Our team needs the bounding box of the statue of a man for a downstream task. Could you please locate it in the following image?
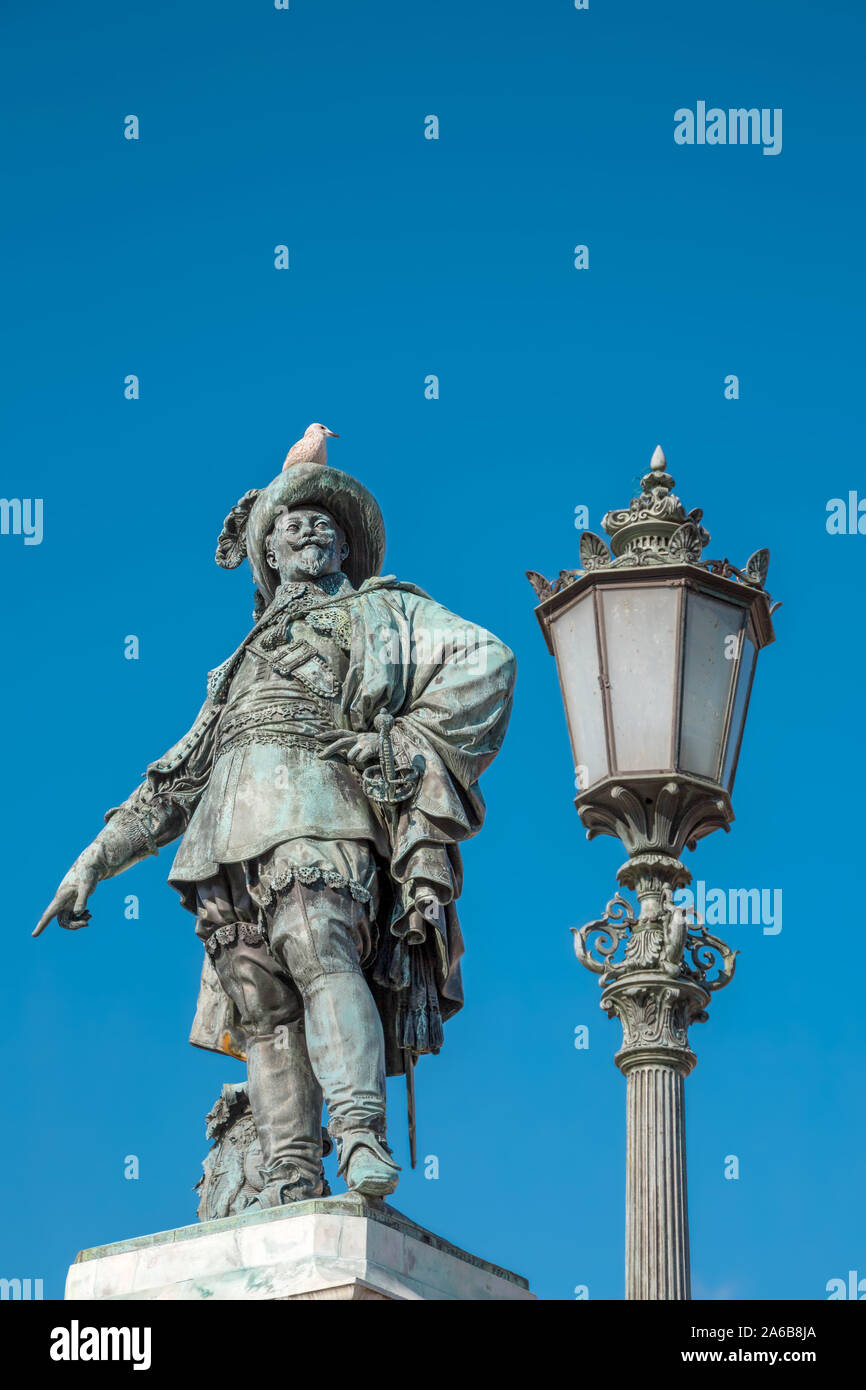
[35,461,515,1208]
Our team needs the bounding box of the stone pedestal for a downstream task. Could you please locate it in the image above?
[64,1193,533,1302]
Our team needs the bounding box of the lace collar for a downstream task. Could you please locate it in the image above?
[273,571,353,605]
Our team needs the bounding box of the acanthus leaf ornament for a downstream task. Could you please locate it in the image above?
[744,547,770,588]
[579,530,612,573]
[667,521,704,565]
[525,569,553,602]
[577,781,732,859]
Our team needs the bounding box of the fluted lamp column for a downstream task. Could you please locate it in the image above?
[527,446,776,1300]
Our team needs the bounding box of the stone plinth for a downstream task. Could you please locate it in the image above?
[65,1193,533,1302]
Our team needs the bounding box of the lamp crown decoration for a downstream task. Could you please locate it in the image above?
[599,441,707,567]
[525,446,771,602]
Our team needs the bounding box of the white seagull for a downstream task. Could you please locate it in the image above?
[282,423,339,470]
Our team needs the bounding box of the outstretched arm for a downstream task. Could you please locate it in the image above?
[34,701,218,937]
[33,781,188,936]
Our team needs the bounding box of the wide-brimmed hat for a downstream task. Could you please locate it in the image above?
[215,463,386,606]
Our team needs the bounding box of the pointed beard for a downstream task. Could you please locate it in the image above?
[291,543,333,576]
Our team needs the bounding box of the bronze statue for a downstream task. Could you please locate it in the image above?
[35,457,515,1211]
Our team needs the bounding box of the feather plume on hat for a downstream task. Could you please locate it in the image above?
[214,489,261,569]
[215,464,385,609]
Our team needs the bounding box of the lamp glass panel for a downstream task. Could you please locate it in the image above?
[722,629,757,789]
[679,592,744,780]
[550,594,608,786]
[600,586,679,772]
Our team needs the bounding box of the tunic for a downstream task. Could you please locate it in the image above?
[105,571,516,1073]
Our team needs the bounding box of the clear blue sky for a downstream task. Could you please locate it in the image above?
[2,0,864,1301]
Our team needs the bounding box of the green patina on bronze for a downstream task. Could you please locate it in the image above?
[37,457,516,1216]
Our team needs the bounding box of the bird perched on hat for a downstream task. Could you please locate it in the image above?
[282,422,339,470]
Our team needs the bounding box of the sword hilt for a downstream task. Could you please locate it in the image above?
[362,710,419,806]
[374,710,397,782]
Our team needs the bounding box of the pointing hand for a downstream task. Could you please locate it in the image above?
[33,849,102,937]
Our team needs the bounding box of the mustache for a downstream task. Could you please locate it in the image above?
[289,535,332,552]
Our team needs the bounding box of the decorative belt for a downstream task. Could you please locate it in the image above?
[215,701,334,760]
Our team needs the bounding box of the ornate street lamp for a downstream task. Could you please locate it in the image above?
[527,446,777,1300]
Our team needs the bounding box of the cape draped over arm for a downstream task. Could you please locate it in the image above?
[338,583,517,1070]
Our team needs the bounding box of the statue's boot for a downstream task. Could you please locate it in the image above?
[302,971,401,1198]
[244,1020,328,1209]
[336,1128,401,1198]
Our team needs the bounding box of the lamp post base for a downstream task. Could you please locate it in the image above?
[574,862,735,1301]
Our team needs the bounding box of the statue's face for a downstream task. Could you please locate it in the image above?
[266,505,349,584]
